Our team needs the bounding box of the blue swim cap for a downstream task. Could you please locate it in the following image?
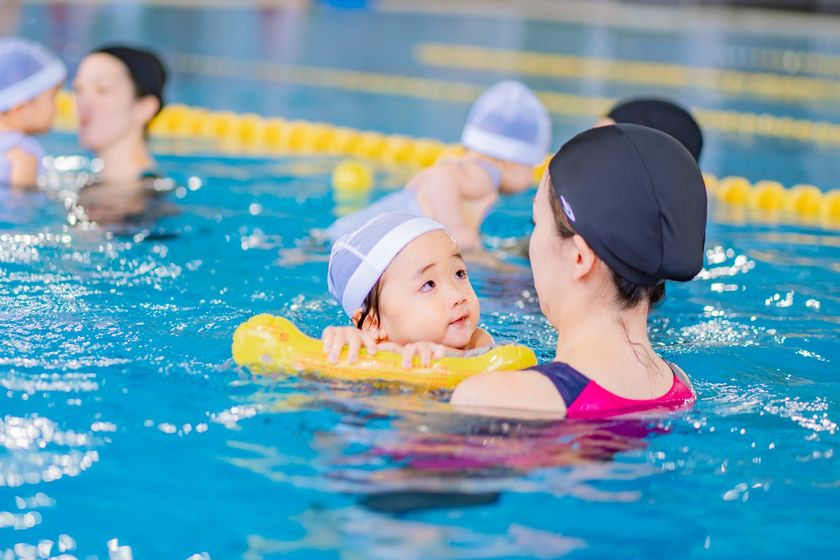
[461,81,552,166]
[0,38,66,113]
[328,213,446,317]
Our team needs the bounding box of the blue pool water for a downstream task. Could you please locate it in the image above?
[3,3,839,559]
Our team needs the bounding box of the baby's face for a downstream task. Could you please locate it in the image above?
[23,84,60,134]
[376,230,480,349]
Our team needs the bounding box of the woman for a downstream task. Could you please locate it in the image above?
[597,97,703,163]
[71,45,172,225]
[451,124,708,418]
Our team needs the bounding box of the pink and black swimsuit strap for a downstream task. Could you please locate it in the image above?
[527,360,686,409]
[526,362,590,408]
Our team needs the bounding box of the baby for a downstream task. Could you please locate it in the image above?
[0,38,66,189]
[324,212,493,367]
[325,81,552,251]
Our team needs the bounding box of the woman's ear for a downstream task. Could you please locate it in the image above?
[571,233,597,280]
[134,95,160,126]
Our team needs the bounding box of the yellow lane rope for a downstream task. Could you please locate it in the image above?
[414,42,840,105]
[52,99,840,230]
[166,52,840,147]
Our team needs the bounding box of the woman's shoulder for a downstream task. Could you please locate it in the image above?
[449,367,567,415]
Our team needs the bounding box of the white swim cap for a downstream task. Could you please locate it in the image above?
[0,38,66,112]
[328,213,446,318]
[461,80,552,166]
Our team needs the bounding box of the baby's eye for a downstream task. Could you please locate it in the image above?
[455,269,468,280]
[420,280,436,292]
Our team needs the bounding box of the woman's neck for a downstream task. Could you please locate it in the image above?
[96,134,152,185]
[553,296,661,375]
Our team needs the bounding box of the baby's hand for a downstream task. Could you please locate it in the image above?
[321,326,379,364]
[379,341,455,368]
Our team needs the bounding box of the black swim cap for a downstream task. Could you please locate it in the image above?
[547,123,707,287]
[93,45,166,115]
[607,98,703,162]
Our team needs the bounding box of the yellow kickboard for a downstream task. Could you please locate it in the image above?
[232,314,537,390]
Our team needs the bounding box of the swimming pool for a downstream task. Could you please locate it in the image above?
[3,2,839,558]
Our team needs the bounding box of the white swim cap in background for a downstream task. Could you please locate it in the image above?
[460,80,552,166]
[0,38,66,113]
[328,212,446,318]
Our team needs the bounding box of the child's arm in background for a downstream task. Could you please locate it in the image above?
[419,161,495,250]
[6,148,39,189]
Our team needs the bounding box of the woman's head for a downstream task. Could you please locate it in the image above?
[73,45,166,152]
[529,124,707,319]
[328,213,481,348]
[0,38,66,133]
[600,98,703,163]
[461,80,552,193]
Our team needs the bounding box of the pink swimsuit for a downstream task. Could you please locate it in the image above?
[528,361,696,419]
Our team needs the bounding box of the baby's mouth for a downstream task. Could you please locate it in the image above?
[449,313,469,327]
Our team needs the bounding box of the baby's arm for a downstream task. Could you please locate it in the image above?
[467,327,494,349]
[379,327,494,368]
[6,148,39,190]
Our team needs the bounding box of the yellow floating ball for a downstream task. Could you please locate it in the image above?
[234,113,267,145]
[749,180,786,211]
[284,121,312,150]
[820,189,840,224]
[716,176,752,205]
[326,127,361,155]
[407,139,445,168]
[379,135,414,164]
[300,123,336,151]
[332,160,374,192]
[702,173,718,193]
[533,154,551,185]
[786,184,823,215]
[201,111,238,138]
[433,144,466,164]
[351,131,387,159]
[264,118,287,149]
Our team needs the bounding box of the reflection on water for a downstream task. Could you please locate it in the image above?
[244,508,586,560]
[223,383,666,513]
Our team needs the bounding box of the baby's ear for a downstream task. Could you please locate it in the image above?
[361,313,380,332]
[352,308,382,335]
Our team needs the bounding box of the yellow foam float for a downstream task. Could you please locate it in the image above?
[232,314,537,389]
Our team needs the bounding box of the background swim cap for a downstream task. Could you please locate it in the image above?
[93,45,167,115]
[460,80,552,166]
[607,98,703,162]
[547,123,707,287]
[0,38,66,112]
[328,213,445,317]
